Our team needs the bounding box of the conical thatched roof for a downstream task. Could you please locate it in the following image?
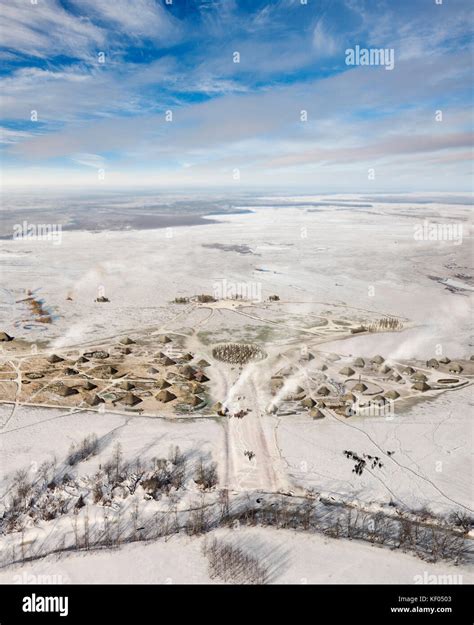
[448,362,463,373]
[120,337,136,345]
[439,357,450,364]
[380,365,392,374]
[179,365,196,380]
[76,356,89,364]
[121,347,132,355]
[412,381,431,392]
[310,408,325,419]
[320,364,328,371]
[195,372,209,383]
[196,359,210,368]
[48,354,64,364]
[411,371,428,382]
[187,395,204,407]
[155,378,171,389]
[82,381,97,391]
[212,401,227,415]
[327,353,340,362]
[161,356,176,366]
[390,373,402,382]
[426,358,439,369]
[148,366,159,374]
[301,397,316,408]
[342,392,356,403]
[384,390,400,400]
[317,385,331,396]
[156,389,177,403]
[86,394,104,406]
[353,357,365,367]
[402,366,415,375]
[120,381,135,391]
[181,353,194,362]
[0,331,13,342]
[353,382,368,392]
[158,335,172,344]
[55,385,79,397]
[120,392,142,406]
[339,366,355,376]
[371,355,384,364]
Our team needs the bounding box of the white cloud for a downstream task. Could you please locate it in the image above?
[1,0,105,59]
[312,20,338,57]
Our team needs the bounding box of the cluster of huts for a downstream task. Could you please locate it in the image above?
[17,334,213,413]
[269,351,472,420]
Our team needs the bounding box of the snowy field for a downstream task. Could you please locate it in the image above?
[0,193,472,584]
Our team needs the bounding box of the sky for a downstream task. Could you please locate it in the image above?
[0,0,473,192]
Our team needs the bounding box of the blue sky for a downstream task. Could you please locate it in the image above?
[0,0,472,191]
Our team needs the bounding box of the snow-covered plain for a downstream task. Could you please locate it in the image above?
[0,193,472,583]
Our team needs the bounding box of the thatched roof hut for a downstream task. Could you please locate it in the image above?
[120,392,142,406]
[85,394,104,406]
[439,357,450,364]
[412,381,431,392]
[384,390,400,400]
[353,357,365,368]
[448,362,463,373]
[402,366,415,375]
[161,356,176,366]
[316,385,331,396]
[380,364,392,374]
[48,354,64,364]
[371,355,385,365]
[155,378,171,389]
[186,395,204,408]
[411,371,428,382]
[212,401,227,415]
[196,359,210,368]
[76,356,89,364]
[179,365,196,380]
[426,358,439,369]
[55,385,79,397]
[148,366,159,375]
[121,381,135,391]
[390,373,402,382]
[353,382,368,392]
[0,332,13,342]
[120,337,135,345]
[82,381,97,391]
[156,389,177,403]
[301,397,316,408]
[195,372,209,383]
[310,408,325,419]
[158,335,172,344]
[342,392,356,403]
[339,366,355,377]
